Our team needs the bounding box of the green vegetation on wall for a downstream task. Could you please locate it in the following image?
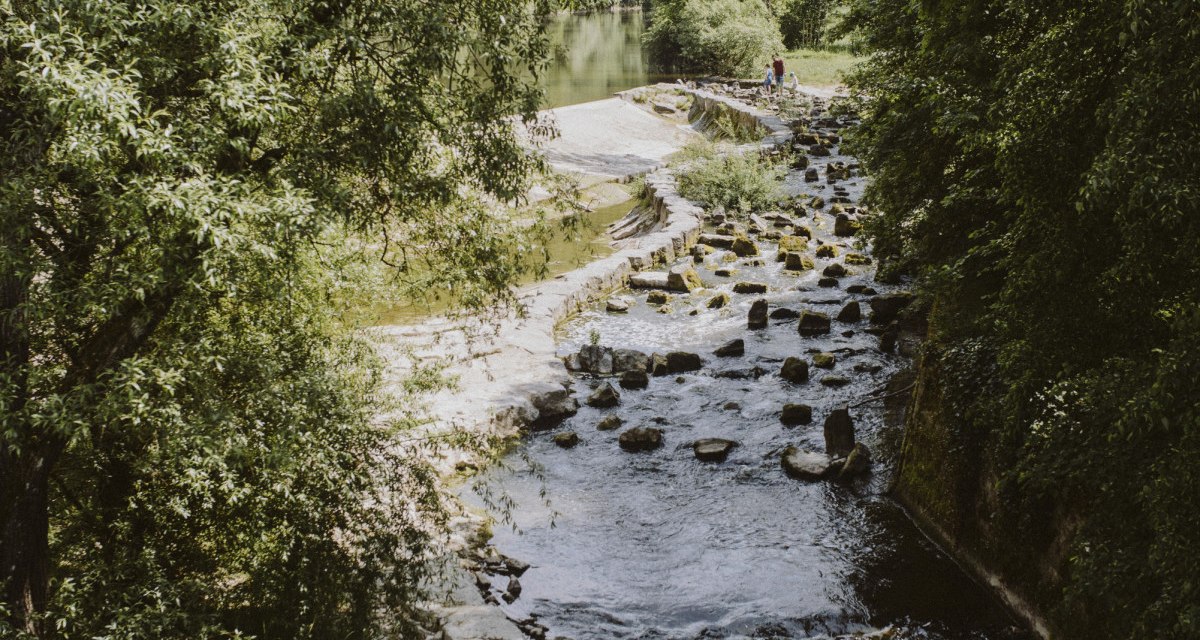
[0,0,559,636]
[645,0,784,76]
[843,1,1200,637]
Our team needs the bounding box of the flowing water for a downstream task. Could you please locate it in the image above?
[469,94,1033,639]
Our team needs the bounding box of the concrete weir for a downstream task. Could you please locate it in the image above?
[375,88,792,639]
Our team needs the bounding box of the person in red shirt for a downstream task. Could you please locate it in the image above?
[772,54,785,96]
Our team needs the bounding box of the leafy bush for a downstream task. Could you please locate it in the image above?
[646,0,785,76]
[677,148,784,212]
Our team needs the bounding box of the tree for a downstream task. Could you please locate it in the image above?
[645,0,784,76]
[0,0,558,635]
[777,0,833,49]
[843,0,1200,637]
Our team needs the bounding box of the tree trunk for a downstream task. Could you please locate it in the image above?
[1,457,52,636]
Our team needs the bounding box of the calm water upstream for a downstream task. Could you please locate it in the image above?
[544,9,684,108]
[467,87,1032,639]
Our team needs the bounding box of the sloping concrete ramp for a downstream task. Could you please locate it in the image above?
[537,98,696,180]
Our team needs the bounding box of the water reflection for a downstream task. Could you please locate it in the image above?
[544,10,683,108]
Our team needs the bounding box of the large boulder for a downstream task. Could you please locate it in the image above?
[577,345,614,374]
[812,353,836,369]
[834,214,862,237]
[798,311,832,336]
[693,438,738,462]
[666,351,703,373]
[780,357,809,383]
[731,235,759,257]
[714,339,745,357]
[612,349,650,373]
[532,387,579,423]
[707,292,730,309]
[838,443,872,479]
[822,263,847,278]
[553,432,580,449]
[837,301,862,323]
[869,292,915,324]
[619,369,649,390]
[784,252,814,271]
[619,427,664,452]
[649,353,670,376]
[606,298,630,313]
[777,235,808,253]
[596,414,623,431]
[667,265,704,292]
[823,407,856,458]
[814,244,839,259]
[733,281,768,294]
[748,299,769,329]
[781,447,838,480]
[586,382,621,408]
[780,403,813,425]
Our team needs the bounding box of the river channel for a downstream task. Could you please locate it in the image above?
[464,83,1033,639]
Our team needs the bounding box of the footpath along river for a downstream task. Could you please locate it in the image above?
[463,87,1033,640]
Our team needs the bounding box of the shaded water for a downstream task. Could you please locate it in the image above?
[472,99,1032,639]
[544,10,684,108]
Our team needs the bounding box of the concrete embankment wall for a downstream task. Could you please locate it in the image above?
[893,348,1065,639]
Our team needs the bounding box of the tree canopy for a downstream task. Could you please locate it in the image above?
[0,0,558,636]
[843,1,1200,637]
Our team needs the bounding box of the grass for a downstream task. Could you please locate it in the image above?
[780,48,862,87]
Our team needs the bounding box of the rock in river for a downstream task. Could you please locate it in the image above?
[748,299,769,329]
[666,351,703,373]
[707,292,730,309]
[596,414,623,431]
[838,442,872,479]
[812,352,836,369]
[869,292,915,324]
[649,353,670,376]
[780,403,813,425]
[576,344,613,374]
[619,427,664,452]
[823,407,856,458]
[798,310,832,336]
[612,348,650,373]
[837,301,862,323]
[606,298,630,313]
[553,432,580,448]
[780,357,809,383]
[714,339,745,357]
[781,446,838,481]
[667,264,704,292]
[731,235,759,257]
[619,369,649,390]
[586,382,621,408]
[733,281,768,294]
[693,438,738,462]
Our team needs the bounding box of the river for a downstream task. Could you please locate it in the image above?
[543,9,684,109]
[465,85,1032,639]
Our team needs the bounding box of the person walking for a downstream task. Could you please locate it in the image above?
[762,64,774,96]
[772,54,785,97]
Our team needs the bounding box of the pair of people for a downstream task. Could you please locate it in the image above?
[762,54,797,97]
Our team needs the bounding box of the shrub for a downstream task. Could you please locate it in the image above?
[677,149,784,212]
[646,0,785,76]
